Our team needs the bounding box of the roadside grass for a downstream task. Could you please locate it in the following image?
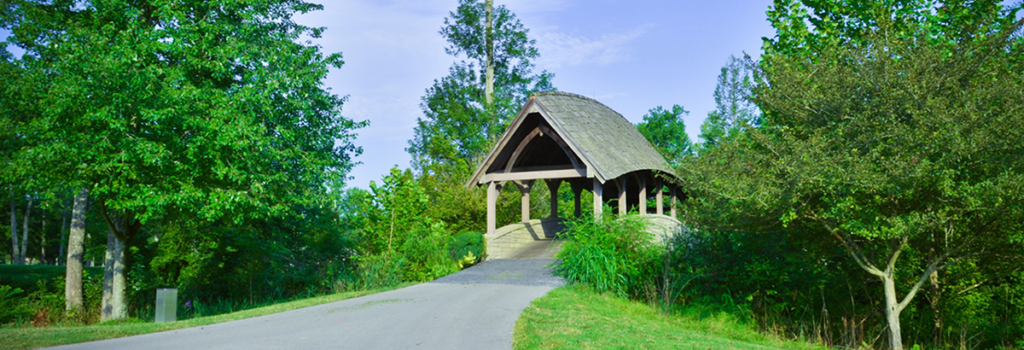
[0,282,415,350]
[514,285,826,350]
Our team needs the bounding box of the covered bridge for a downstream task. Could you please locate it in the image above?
[466,91,682,255]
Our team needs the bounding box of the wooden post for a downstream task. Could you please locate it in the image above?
[656,179,664,216]
[670,187,677,218]
[572,180,583,218]
[517,181,532,222]
[592,179,603,219]
[638,176,647,215]
[487,182,498,235]
[618,177,627,217]
[546,179,561,218]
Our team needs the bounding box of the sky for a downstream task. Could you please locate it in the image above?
[296,0,778,189]
[0,0,779,189]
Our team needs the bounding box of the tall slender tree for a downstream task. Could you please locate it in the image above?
[408,0,553,171]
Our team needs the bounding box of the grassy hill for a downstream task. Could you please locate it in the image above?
[514,286,825,350]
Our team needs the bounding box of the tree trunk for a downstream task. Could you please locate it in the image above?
[65,188,88,312]
[10,196,19,265]
[21,197,32,264]
[484,0,494,109]
[882,271,905,350]
[100,228,127,321]
[98,204,139,322]
[59,198,68,265]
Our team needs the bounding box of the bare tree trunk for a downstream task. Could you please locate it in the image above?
[10,196,19,265]
[100,228,127,321]
[21,197,32,264]
[484,0,494,108]
[882,271,905,350]
[65,188,88,312]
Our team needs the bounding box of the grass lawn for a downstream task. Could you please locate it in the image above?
[0,282,414,350]
[514,285,826,350]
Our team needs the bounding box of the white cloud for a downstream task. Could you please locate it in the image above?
[534,24,652,68]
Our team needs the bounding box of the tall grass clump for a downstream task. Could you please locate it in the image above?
[554,213,661,299]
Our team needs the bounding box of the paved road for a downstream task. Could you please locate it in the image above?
[50,254,564,350]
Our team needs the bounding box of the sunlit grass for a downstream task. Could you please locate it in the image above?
[513,285,826,350]
[0,283,414,350]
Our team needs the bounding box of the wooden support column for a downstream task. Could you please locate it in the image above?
[572,180,583,218]
[670,187,677,218]
[487,181,499,235]
[638,176,647,215]
[592,179,603,219]
[656,179,664,216]
[546,179,561,218]
[618,177,627,217]
[515,180,532,222]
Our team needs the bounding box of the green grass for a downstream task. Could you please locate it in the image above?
[513,285,827,350]
[0,282,415,350]
[0,265,103,292]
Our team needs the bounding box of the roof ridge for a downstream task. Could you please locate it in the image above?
[532,91,625,119]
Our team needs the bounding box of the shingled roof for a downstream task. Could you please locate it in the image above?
[467,91,676,186]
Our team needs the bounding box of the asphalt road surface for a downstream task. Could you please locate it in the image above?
[49,244,564,350]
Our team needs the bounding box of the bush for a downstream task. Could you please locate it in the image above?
[554,214,661,299]
[352,253,405,290]
[451,232,484,267]
[0,285,30,324]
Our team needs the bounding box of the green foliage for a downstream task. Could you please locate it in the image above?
[677,1,1024,348]
[357,166,465,283]
[450,232,484,267]
[408,0,554,169]
[0,285,30,324]
[636,105,693,166]
[554,214,660,299]
[350,253,405,292]
[698,55,759,151]
[0,269,104,326]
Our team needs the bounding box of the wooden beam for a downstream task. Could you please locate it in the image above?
[481,168,586,183]
[487,182,499,235]
[504,127,544,172]
[670,187,677,218]
[516,181,532,223]
[593,179,603,219]
[656,179,664,216]
[571,180,583,218]
[618,177,627,217]
[638,175,647,216]
[546,179,561,218]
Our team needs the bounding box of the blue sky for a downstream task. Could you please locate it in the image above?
[296,0,778,189]
[0,0,778,189]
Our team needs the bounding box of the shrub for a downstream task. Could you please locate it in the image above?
[450,232,484,267]
[0,285,30,324]
[554,214,661,299]
[352,253,405,291]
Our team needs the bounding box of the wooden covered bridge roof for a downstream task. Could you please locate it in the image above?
[467,91,676,187]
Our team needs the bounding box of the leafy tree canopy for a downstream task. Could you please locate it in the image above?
[636,105,693,166]
[685,2,1024,348]
[408,0,553,171]
[698,54,759,150]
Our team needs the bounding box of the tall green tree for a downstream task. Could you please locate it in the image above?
[408,0,553,170]
[698,55,759,150]
[636,105,693,166]
[685,3,1024,348]
[5,0,364,320]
